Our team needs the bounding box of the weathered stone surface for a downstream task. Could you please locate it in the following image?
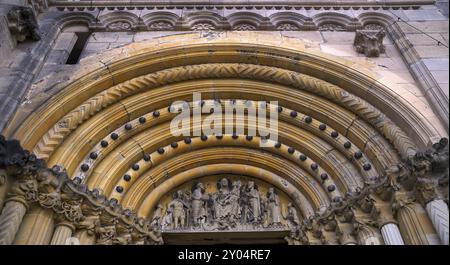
[0,0,448,246]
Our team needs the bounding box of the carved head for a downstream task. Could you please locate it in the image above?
[220,178,229,188]
[247,181,255,189]
[195,182,204,191]
[175,190,184,199]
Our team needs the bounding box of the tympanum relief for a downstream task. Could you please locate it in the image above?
[151,176,300,232]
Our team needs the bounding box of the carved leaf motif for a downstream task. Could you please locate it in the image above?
[149,22,173,31]
[107,21,131,31]
[318,23,345,31]
[232,24,257,31]
[191,23,215,31]
[277,23,299,31]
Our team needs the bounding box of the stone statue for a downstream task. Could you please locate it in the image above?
[211,178,233,222]
[191,182,209,226]
[266,187,282,225]
[242,181,261,223]
[230,180,242,221]
[150,203,164,228]
[167,190,189,229]
[161,207,173,230]
[286,202,300,228]
[157,178,298,231]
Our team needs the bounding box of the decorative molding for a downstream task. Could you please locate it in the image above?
[0,135,163,245]
[148,21,174,31]
[276,23,299,31]
[232,23,257,31]
[318,23,345,31]
[48,0,432,11]
[191,22,216,31]
[106,21,132,31]
[31,63,417,162]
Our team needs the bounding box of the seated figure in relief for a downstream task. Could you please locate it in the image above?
[210,178,233,224]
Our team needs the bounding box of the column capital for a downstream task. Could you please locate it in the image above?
[403,138,449,205]
[392,191,417,217]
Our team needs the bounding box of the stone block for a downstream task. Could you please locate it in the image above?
[89,32,119,43]
[321,31,356,44]
[430,70,450,84]
[371,57,409,71]
[422,58,449,71]
[414,45,449,58]
[116,32,135,43]
[438,83,449,98]
[45,50,70,64]
[53,32,78,52]
[319,44,359,57]
[403,9,448,21]
[399,21,449,34]
[406,33,448,46]
[281,31,324,43]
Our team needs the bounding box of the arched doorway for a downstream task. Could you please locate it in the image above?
[1,32,447,245]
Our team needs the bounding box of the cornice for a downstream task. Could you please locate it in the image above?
[48,0,434,11]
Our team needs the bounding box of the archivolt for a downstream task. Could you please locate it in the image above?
[30,63,416,162]
[4,36,442,220]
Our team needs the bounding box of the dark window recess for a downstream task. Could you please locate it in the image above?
[65,32,91,64]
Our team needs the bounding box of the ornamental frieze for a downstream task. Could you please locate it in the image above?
[152,176,299,232]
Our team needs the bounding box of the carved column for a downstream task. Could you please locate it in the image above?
[406,138,449,245]
[381,223,405,245]
[376,202,405,245]
[0,197,28,245]
[50,220,75,245]
[355,224,384,245]
[426,199,449,245]
[13,206,54,245]
[394,192,441,245]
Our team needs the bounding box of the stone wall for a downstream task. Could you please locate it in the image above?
[0,1,448,138]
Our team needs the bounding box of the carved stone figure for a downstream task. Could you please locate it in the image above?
[167,190,189,229]
[155,177,302,232]
[150,203,164,228]
[266,187,282,225]
[242,181,261,223]
[286,202,300,228]
[353,29,386,57]
[230,180,242,220]
[191,182,209,226]
[211,178,233,222]
[161,207,173,230]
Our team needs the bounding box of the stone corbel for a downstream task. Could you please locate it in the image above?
[6,6,41,43]
[353,29,386,57]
